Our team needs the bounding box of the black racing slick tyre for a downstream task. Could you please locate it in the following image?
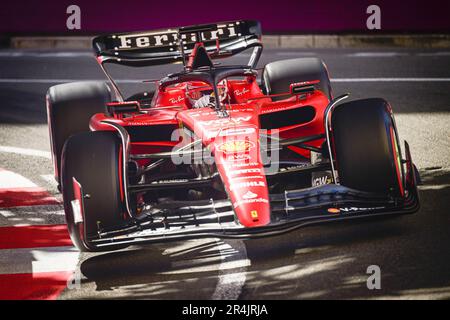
[46,81,111,186]
[262,57,332,101]
[331,98,405,197]
[61,131,128,252]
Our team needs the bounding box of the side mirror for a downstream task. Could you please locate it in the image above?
[106,101,140,117]
[290,80,320,96]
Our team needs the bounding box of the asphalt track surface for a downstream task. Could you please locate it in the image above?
[0,48,449,300]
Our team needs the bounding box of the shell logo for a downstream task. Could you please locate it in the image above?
[217,140,255,154]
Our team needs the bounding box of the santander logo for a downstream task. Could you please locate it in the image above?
[243,191,258,199]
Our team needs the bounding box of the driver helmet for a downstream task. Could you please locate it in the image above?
[187,80,229,108]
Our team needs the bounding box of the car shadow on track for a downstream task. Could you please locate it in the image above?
[62,239,233,299]
[239,168,450,299]
[63,169,450,300]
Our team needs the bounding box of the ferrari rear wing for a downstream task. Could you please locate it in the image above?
[92,20,262,67]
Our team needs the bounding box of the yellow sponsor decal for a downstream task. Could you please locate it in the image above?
[218,140,254,154]
[250,210,259,220]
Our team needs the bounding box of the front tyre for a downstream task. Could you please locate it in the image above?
[61,131,129,252]
[331,98,404,197]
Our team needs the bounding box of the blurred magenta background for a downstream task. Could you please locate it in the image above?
[1,0,450,34]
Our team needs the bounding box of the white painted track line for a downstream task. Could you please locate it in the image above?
[0,168,62,225]
[0,169,37,189]
[165,239,249,299]
[0,146,51,159]
[212,239,250,300]
[0,246,78,274]
[345,52,409,57]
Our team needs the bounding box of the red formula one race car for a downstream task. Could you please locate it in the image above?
[46,20,420,252]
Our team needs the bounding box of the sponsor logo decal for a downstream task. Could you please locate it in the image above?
[243,191,258,199]
[229,168,262,176]
[227,162,259,169]
[169,96,184,104]
[225,154,251,162]
[217,140,255,154]
[230,175,264,181]
[328,206,386,214]
[261,104,301,114]
[116,25,238,49]
[233,197,269,208]
[234,88,250,97]
[229,180,265,191]
[124,122,150,126]
[199,116,252,127]
[279,164,309,172]
[219,127,255,137]
[311,171,332,187]
[151,179,189,184]
[339,206,385,213]
[250,210,259,221]
[312,176,330,186]
[189,108,253,117]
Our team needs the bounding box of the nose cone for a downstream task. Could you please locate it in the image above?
[213,129,271,227]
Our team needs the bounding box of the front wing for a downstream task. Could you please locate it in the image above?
[79,142,420,250]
